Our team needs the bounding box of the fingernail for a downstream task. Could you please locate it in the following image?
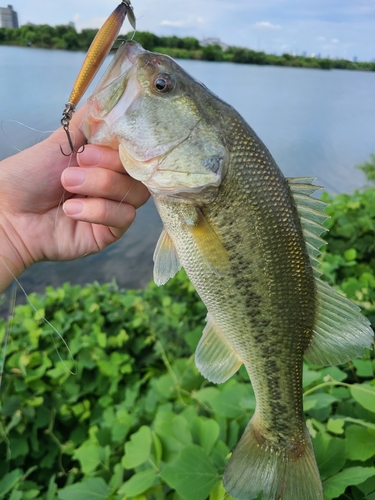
[63,200,83,216]
[78,145,102,166]
[63,168,86,187]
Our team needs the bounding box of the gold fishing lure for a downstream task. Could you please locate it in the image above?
[60,0,136,155]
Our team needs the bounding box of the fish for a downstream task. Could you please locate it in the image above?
[82,41,374,500]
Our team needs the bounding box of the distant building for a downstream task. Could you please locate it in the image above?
[201,37,228,51]
[0,4,18,28]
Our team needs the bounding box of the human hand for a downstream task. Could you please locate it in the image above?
[0,105,150,291]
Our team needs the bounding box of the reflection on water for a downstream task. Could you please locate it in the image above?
[0,46,375,310]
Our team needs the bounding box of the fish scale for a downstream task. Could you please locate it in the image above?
[83,40,373,500]
[155,112,315,450]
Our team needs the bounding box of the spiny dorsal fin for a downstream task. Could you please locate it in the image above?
[153,229,182,286]
[195,314,242,383]
[288,177,328,278]
[184,207,230,277]
[288,177,374,365]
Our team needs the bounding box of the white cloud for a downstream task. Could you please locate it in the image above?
[161,20,185,27]
[317,36,325,41]
[73,13,80,23]
[254,21,281,30]
[331,38,339,43]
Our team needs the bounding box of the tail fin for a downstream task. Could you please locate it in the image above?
[223,417,323,500]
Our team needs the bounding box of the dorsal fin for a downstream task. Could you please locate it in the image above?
[306,279,374,365]
[288,177,374,365]
[288,177,328,244]
[288,177,328,279]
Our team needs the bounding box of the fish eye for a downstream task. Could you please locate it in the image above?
[153,74,174,94]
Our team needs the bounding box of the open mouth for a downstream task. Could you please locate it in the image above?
[83,42,145,147]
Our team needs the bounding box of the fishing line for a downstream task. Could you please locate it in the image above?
[116,178,134,214]
[0,281,16,391]
[0,257,77,376]
[0,119,55,153]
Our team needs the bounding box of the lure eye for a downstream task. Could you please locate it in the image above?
[153,74,174,94]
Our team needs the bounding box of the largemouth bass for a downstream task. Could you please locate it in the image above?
[83,41,373,500]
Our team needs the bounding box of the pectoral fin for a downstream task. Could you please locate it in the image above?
[153,229,182,286]
[195,314,242,383]
[184,207,229,276]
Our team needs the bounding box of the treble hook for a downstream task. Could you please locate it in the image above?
[60,102,85,156]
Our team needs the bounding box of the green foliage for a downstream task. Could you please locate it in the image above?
[0,26,375,71]
[320,187,375,327]
[356,154,375,183]
[1,182,375,499]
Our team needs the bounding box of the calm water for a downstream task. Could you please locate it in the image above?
[0,45,375,306]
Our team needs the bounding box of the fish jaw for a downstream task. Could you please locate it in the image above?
[118,123,226,200]
[83,42,145,149]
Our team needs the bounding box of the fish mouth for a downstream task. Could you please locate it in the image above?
[125,40,145,64]
[92,41,145,98]
[83,41,145,147]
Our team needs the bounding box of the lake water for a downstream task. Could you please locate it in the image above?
[0,45,375,307]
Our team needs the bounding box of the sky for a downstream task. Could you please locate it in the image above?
[13,0,375,61]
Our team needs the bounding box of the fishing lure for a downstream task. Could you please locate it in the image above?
[60,0,136,156]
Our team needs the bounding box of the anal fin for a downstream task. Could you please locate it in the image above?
[153,229,182,286]
[195,314,242,384]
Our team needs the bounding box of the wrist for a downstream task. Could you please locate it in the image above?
[0,223,28,293]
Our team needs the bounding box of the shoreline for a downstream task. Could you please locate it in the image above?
[1,27,374,72]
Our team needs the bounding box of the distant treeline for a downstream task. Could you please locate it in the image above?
[1,24,374,72]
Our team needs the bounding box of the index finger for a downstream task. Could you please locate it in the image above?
[77,144,124,173]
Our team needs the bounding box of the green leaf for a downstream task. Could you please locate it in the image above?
[344,417,375,430]
[73,444,102,474]
[0,470,22,499]
[46,475,58,500]
[209,480,236,500]
[313,434,346,480]
[350,384,375,413]
[154,411,193,461]
[353,359,374,378]
[303,393,338,412]
[303,365,322,388]
[197,419,220,455]
[118,468,157,497]
[203,382,250,418]
[161,445,219,500]
[326,418,345,435]
[323,467,375,499]
[344,248,357,261]
[345,425,375,461]
[8,491,22,500]
[319,366,348,383]
[58,478,110,500]
[122,426,152,469]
